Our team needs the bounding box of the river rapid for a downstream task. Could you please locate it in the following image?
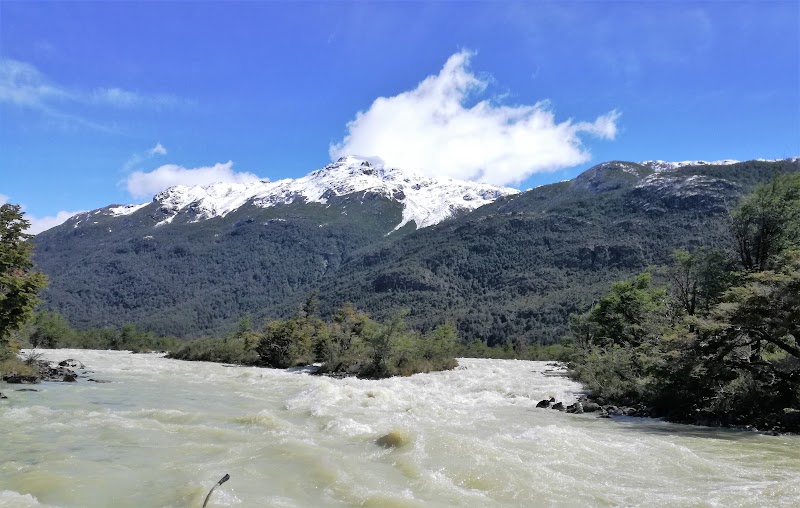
[1,350,798,507]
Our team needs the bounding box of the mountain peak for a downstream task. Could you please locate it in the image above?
[127,157,518,230]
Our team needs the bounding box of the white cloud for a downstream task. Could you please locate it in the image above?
[91,87,185,110]
[330,50,621,186]
[92,87,141,107]
[0,59,67,107]
[122,143,168,173]
[0,58,189,129]
[149,142,167,156]
[126,161,262,199]
[0,194,8,205]
[27,210,86,235]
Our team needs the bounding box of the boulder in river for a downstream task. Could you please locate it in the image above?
[376,430,411,448]
[551,402,565,411]
[58,359,85,369]
[536,399,552,408]
[63,373,77,382]
[566,402,584,414]
[582,401,601,413]
[0,392,7,399]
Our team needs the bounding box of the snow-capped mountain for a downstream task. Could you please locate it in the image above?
[34,157,799,340]
[112,156,518,231]
[639,159,741,172]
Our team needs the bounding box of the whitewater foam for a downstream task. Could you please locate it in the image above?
[1,350,798,507]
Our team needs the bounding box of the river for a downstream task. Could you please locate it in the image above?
[1,350,798,507]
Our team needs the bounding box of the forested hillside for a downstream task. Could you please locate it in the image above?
[34,194,408,336]
[310,160,799,344]
[33,159,799,343]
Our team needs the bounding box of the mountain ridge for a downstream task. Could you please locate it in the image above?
[79,155,518,233]
[32,157,800,342]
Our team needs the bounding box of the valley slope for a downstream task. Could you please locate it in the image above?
[33,157,799,342]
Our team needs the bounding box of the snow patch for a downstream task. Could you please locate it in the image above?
[108,202,149,216]
[640,159,740,172]
[151,156,518,231]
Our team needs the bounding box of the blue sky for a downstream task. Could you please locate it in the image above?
[1,1,798,233]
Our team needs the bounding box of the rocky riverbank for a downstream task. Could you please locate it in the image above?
[1,357,86,384]
[533,363,800,436]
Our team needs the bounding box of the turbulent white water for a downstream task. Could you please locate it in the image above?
[1,350,798,507]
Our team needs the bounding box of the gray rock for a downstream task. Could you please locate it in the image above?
[2,374,40,384]
[566,402,584,414]
[582,401,601,413]
[536,399,551,408]
[58,359,85,369]
[551,402,565,411]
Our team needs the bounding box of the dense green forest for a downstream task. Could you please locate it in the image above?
[33,159,800,345]
[564,173,800,431]
[33,194,410,337]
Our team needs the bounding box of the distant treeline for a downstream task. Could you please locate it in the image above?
[18,295,575,378]
[18,311,180,352]
[18,297,471,378]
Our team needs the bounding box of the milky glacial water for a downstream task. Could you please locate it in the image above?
[1,350,799,508]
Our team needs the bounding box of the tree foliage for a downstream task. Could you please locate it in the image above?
[732,173,800,271]
[567,173,800,431]
[0,204,48,353]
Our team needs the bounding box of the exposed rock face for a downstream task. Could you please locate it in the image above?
[632,174,741,213]
[570,161,650,193]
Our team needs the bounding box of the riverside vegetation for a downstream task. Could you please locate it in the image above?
[6,292,461,379]
[169,299,459,378]
[563,173,800,431]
